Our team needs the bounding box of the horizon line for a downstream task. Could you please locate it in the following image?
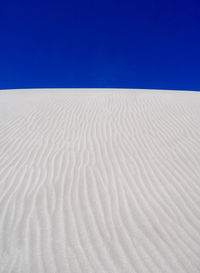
[1,88,200,93]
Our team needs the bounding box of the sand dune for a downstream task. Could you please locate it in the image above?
[0,89,200,273]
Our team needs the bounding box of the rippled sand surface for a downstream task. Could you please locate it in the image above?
[0,89,200,273]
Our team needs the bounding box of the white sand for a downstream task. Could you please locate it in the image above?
[0,89,200,273]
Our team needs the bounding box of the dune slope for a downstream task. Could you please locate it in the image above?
[0,89,200,273]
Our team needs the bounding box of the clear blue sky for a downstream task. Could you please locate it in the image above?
[1,0,200,90]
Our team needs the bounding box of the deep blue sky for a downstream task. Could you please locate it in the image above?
[1,0,200,90]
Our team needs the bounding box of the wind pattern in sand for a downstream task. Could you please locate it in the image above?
[0,89,200,273]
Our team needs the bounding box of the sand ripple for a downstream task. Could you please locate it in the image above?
[0,89,200,273]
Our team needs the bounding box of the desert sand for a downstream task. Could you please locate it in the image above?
[0,88,200,273]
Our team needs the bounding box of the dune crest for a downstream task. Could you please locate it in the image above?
[0,89,200,273]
